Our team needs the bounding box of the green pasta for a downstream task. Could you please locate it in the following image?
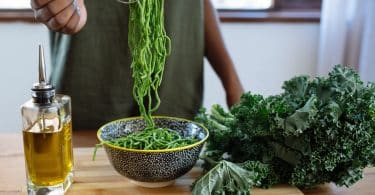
[128,0,171,128]
[92,1,190,160]
[107,128,198,150]
[92,128,198,160]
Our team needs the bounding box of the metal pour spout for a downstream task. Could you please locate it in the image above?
[31,44,55,103]
[38,45,47,84]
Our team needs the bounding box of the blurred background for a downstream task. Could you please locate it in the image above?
[0,0,374,132]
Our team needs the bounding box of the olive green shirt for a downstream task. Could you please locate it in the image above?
[50,0,204,130]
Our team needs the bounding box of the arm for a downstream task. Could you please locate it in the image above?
[31,0,87,34]
[204,0,244,107]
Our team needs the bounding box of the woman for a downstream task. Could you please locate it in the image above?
[31,0,244,130]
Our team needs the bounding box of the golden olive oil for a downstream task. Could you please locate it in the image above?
[22,46,74,193]
[23,120,73,186]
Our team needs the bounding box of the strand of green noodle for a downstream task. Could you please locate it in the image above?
[92,128,198,160]
[129,0,171,128]
[92,0,175,161]
[107,128,197,150]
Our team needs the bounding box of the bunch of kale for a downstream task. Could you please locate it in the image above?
[193,65,375,194]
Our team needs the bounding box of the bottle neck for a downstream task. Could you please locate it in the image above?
[31,89,56,104]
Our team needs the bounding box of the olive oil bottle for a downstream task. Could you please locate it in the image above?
[21,45,74,194]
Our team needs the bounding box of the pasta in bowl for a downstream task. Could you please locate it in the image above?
[96,116,208,188]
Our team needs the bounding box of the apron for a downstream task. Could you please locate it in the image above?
[50,0,204,130]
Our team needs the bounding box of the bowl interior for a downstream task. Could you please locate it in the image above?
[99,116,208,146]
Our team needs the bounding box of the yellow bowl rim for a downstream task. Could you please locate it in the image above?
[97,116,209,153]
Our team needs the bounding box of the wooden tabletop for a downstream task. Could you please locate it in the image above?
[0,133,374,195]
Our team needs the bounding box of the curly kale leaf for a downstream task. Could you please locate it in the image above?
[239,160,281,188]
[195,106,235,161]
[192,159,279,195]
[277,95,318,136]
[192,160,254,195]
[195,65,375,191]
[231,93,292,138]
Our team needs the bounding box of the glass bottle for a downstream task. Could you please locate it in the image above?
[21,45,74,194]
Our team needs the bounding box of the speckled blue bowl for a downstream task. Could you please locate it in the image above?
[97,116,209,187]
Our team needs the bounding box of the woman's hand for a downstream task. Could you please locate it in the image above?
[31,0,87,34]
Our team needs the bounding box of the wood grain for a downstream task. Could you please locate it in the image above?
[0,9,319,23]
[0,10,35,22]
[0,133,374,195]
[69,148,303,195]
[218,10,320,23]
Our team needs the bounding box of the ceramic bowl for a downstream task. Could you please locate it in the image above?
[97,116,209,188]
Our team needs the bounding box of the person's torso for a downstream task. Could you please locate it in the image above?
[52,0,204,130]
